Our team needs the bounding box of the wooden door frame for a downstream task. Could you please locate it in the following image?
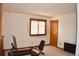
[50,20,58,47]
[0,3,4,56]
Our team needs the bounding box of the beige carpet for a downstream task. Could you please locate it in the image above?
[5,45,74,56]
[43,45,74,56]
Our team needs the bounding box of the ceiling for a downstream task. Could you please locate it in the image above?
[3,3,77,16]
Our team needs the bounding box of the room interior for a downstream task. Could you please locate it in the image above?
[0,3,77,56]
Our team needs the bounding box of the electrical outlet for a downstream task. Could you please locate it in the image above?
[32,42,33,44]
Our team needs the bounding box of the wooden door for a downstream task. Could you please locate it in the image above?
[50,20,58,47]
[0,4,4,56]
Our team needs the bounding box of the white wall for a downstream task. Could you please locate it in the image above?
[76,4,79,56]
[2,12,50,49]
[52,13,77,48]
[2,11,76,50]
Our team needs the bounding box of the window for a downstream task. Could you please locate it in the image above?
[30,18,46,36]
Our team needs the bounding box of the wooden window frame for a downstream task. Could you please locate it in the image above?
[30,18,46,36]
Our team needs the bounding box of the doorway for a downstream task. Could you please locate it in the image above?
[50,20,58,47]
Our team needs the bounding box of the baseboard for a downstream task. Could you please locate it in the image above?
[57,47,64,50]
[45,44,51,46]
[4,44,50,52]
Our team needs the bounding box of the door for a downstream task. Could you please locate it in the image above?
[0,4,4,56]
[50,20,58,47]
